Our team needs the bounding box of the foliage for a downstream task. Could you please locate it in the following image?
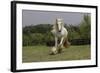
[23,15,91,46]
[79,15,91,39]
[23,24,54,46]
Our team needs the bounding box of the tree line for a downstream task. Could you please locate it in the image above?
[23,15,91,46]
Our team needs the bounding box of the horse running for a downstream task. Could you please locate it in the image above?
[51,18,70,54]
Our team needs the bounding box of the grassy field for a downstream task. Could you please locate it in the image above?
[22,45,91,63]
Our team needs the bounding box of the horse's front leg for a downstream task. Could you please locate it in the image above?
[59,37,64,47]
[50,36,58,55]
[55,37,58,48]
[50,37,58,54]
[58,37,64,53]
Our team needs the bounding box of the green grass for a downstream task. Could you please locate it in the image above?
[22,45,91,63]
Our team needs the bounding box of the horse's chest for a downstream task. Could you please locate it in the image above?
[53,31,64,37]
[51,28,67,37]
[56,32,62,37]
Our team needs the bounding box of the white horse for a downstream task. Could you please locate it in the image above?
[51,18,70,54]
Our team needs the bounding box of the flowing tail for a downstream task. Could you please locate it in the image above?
[63,38,70,48]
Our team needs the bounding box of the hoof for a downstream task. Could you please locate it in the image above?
[50,47,57,55]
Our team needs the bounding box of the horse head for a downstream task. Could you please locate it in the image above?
[56,18,63,32]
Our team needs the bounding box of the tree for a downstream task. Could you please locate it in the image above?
[79,14,91,39]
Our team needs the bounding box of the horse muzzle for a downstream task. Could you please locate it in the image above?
[58,30,61,32]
